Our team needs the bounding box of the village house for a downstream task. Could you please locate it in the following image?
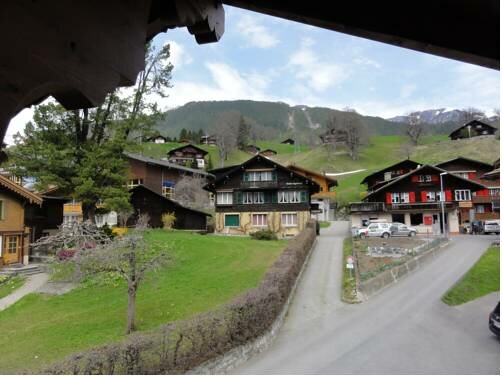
[435,157,500,222]
[205,155,320,238]
[0,175,42,266]
[259,149,277,157]
[25,195,67,242]
[350,161,486,234]
[200,135,217,146]
[319,128,348,146]
[281,138,295,145]
[244,144,261,154]
[145,134,168,144]
[287,164,338,221]
[448,120,498,140]
[166,144,208,169]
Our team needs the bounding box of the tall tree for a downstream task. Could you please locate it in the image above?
[237,115,250,150]
[8,44,173,221]
[405,111,425,146]
[212,111,239,167]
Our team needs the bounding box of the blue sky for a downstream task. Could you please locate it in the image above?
[6,5,500,144]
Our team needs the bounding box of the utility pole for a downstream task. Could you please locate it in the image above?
[440,172,448,237]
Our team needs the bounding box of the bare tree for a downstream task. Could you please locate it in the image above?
[461,107,485,124]
[342,113,367,160]
[212,111,239,167]
[32,219,170,334]
[172,175,211,210]
[405,112,425,146]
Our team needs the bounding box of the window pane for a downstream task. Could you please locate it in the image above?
[225,214,239,227]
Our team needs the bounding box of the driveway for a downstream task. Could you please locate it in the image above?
[232,224,500,374]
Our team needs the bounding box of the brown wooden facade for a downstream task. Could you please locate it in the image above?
[166,144,208,168]
[449,120,498,140]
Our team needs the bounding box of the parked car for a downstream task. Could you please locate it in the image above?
[484,220,500,234]
[390,222,417,237]
[364,222,392,238]
[355,227,369,238]
[489,302,500,337]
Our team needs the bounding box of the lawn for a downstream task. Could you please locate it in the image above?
[0,276,26,299]
[442,245,500,306]
[0,231,286,373]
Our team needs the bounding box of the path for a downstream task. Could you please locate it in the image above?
[0,273,49,311]
[232,226,499,374]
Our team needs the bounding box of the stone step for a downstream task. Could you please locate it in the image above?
[0,264,43,276]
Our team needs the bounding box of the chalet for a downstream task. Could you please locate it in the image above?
[350,163,486,234]
[449,120,497,140]
[145,134,168,144]
[244,144,261,154]
[167,144,208,169]
[287,164,338,221]
[281,138,295,145]
[25,195,68,242]
[259,149,277,157]
[200,135,217,146]
[205,155,320,238]
[128,185,210,230]
[0,175,42,266]
[436,157,500,222]
[361,159,420,192]
[320,128,347,145]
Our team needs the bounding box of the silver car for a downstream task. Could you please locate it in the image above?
[390,222,417,237]
[484,220,500,234]
[364,222,392,238]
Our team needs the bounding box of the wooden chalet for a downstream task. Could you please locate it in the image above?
[167,144,208,169]
[0,175,42,266]
[200,135,217,146]
[128,185,210,230]
[259,149,277,157]
[351,163,486,234]
[145,134,168,144]
[287,164,338,221]
[449,120,497,140]
[25,195,68,242]
[361,159,421,192]
[244,144,261,154]
[320,128,348,145]
[205,154,320,238]
[281,138,295,145]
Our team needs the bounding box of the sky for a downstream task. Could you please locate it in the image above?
[5,5,500,144]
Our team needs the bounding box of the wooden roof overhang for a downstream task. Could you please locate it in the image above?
[0,175,43,205]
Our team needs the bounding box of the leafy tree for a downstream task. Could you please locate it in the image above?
[8,44,173,221]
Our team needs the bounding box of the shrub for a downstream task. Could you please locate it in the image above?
[162,212,176,230]
[250,228,277,241]
[101,223,116,240]
[43,220,317,375]
[57,249,77,261]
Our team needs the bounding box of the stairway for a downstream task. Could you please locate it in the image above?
[0,264,44,276]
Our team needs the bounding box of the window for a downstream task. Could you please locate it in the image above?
[252,214,268,227]
[426,191,442,202]
[243,192,253,204]
[410,213,423,226]
[278,191,305,203]
[0,200,4,220]
[281,213,298,227]
[417,175,432,182]
[224,214,239,227]
[454,189,471,201]
[245,170,275,182]
[253,192,264,204]
[475,205,485,213]
[217,192,233,205]
[458,172,469,179]
[127,178,143,188]
[489,188,500,196]
[7,235,19,254]
[162,186,173,198]
[400,192,409,203]
[391,193,400,203]
[278,191,288,203]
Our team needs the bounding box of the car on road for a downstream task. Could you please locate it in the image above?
[390,222,417,237]
[363,222,392,238]
[489,302,499,337]
[354,227,368,238]
[483,220,500,235]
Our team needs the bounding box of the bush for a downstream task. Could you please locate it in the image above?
[250,228,278,240]
[101,223,116,240]
[43,220,317,375]
[57,249,77,261]
[161,212,176,230]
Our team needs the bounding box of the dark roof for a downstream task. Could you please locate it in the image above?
[364,164,487,201]
[208,165,239,180]
[129,185,211,217]
[448,120,497,137]
[281,138,295,144]
[124,152,213,177]
[146,134,167,141]
[361,159,420,184]
[435,157,493,171]
[259,149,277,155]
[167,143,208,156]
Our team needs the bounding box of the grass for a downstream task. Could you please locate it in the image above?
[442,245,500,306]
[0,230,286,373]
[341,237,358,303]
[0,276,26,299]
[318,221,331,228]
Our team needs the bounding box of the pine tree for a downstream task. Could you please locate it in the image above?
[179,128,187,141]
[207,154,213,170]
[237,115,250,150]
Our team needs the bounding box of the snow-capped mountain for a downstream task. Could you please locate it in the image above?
[387,108,470,124]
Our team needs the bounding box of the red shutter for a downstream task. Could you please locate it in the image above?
[431,175,439,182]
[468,172,476,180]
[424,215,433,225]
[483,189,489,197]
[421,191,427,202]
[411,175,419,182]
[409,192,415,203]
[445,190,452,201]
[386,193,392,204]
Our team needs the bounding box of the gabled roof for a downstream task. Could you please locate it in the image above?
[208,165,239,180]
[124,152,213,177]
[0,175,42,205]
[435,156,493,171]
[364,164,486,201]
[361,159,420,185]
[259,149,277,155]
[287,164,338,187]
[205,154,320,192]
[167,143,208,156]
[281,138,295,144]
[448,120,498,137]
[130,184,211,217]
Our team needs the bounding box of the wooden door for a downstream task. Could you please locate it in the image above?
[3,235,21,264]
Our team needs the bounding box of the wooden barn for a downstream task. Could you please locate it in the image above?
[449,120,497,140]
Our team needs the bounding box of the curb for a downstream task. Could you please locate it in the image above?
[188,237,319,374]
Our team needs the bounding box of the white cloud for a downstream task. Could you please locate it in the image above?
[165,40,193,69]
[5,108,34,145]
[400,84,417,99]
[235,14,279,49]
[353,57,381,69]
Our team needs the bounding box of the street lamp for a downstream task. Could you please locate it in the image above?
[440,172,448,237]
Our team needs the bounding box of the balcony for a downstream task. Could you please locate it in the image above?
[241,180,279,189]
[349,202,386,213]
[472,195,499,204]
[387,202,455,211]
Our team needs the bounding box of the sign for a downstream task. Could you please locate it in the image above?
[459,201,473,208]
[346,263,354,269]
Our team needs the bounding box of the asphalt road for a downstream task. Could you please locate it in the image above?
[232,222,500,374]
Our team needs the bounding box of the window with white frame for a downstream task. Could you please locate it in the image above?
[489,188,500,196]
[457,172,470,179]
[252,214,268,227]
[454,189,471,201]
[247,170,274,182]
[281,213,298,227]
[278,190,302,203]
[162,186,174,198]
[243,192,253,204]
[217,191,233,205]
[127,178,143,188]
[475,205,485,213]
[400,192,409,203]
[253,192,264,204]
[391,193,400,203]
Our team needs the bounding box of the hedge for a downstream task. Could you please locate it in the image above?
[43,220,317,374]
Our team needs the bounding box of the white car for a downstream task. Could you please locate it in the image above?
[390,222,417,237]
[484,220,500,234]
[362,222,392,238]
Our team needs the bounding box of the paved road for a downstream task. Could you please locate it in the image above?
[0,273,49,311]
[233,222,500,374]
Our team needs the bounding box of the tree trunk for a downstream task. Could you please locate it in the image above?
[126,281,137,334]
[82,203,97,224]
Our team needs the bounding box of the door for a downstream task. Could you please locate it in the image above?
[3,235,21,265]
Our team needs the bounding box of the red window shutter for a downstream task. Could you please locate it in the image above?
[445,190,452,201]
[468,172,476,180]
[411,175,419,182]
[386,193,392,204]
[431,175,439,182]
[421,191,427,202]
[484,189,489,197]
[424,215,433,225]
[409,192,415,203]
